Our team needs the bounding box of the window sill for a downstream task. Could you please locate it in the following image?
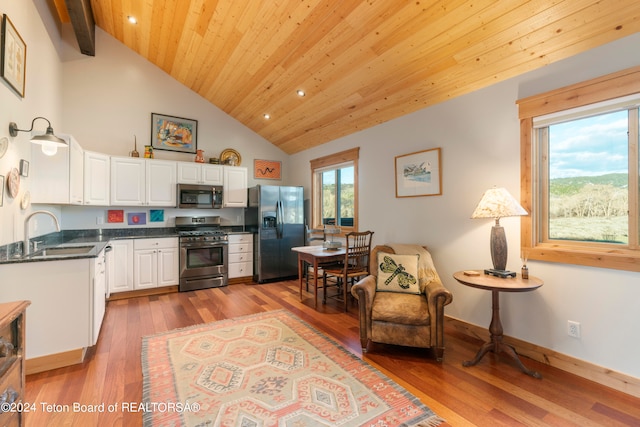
[526,243,640,272]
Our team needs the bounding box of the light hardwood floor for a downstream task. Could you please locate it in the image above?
[25,280,640,426]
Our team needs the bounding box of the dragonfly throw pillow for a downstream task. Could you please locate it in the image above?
[376,253,420,294]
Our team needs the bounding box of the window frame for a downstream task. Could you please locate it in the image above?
[310,147,359,233]
[517,65,640,272]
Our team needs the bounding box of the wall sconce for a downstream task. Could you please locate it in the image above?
[9,117,67,156]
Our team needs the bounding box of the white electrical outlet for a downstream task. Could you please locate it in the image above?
[97,216,104,225]
[568,320,581,338]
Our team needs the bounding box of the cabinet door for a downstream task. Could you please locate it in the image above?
[107,240,134,294]
[202,164,223,185]
[223,166,248,207]
[147,159,177,206]
[30,135,70,204]
[69,137,84,205]
[177,163,201,184]
[134,249,157,289]
[84,151,110,205]
[111,157,146,206]
[157,246,179,287]
[92,252,106,345]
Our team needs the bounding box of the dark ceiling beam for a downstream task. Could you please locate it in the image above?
[65,0,95,56]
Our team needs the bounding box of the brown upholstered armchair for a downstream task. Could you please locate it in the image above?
[350,244,453,361]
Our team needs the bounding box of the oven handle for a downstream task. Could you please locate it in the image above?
[180,241,228,248]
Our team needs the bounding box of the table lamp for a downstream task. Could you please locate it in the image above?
[471,187,527,277]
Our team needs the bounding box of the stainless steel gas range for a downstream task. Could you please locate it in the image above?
[176,216,228,292]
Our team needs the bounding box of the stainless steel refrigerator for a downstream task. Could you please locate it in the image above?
[245,185,305,283]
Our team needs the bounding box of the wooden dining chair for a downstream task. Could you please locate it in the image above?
[322,230,374,311]
[304,226,326,290]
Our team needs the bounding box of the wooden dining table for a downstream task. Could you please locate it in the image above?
[291,245,346,308]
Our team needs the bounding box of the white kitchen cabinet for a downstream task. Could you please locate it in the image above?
[223,166,248,207]
[110,156,146,206]
[147,159,177,206]
[84,151,110,205]
[0,258,94,360]
[228,233,253,278]
[133,238,179,289]
[177,163,223,185]
[107,239,134,294]
[91,247,107,345]
[30,134,84,205]
[111,157,177,207]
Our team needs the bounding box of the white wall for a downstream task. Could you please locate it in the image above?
[0,0,63,246]
[289,33,640,380]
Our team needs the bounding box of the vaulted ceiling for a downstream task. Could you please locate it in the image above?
[53,0,640,154]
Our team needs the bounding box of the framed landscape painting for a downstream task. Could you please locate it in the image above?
[395,147,442,197]
[151,113,197,154]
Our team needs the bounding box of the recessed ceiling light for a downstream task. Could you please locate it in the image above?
[297,90,306,97]
[127,16,138,24]
[263,113,271,120]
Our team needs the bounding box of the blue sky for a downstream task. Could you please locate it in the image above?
[549,110,629,179]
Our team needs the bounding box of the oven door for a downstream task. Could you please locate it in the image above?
[180,241,228,280]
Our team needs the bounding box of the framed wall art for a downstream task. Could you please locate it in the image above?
[1,14,26,98]
[151,113,197,154]
[254,159,282,180]
[395,147,442,197]
[0,175,4,207]
[19,159,29,177]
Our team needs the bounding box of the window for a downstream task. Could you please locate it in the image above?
[310,148,359,232]
[518,66,640,271]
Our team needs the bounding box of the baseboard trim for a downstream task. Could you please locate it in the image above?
[108,285,179,301]
[446,316,640,398]
[26,348,86,375]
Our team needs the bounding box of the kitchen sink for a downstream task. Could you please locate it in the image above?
[27,245,95,258]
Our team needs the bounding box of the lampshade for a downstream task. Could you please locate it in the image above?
[471,187,527,219]
[472,187,527,275]
[9,117,67,156]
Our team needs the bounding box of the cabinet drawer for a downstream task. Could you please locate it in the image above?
[0,360,22,421]
[134,237,178,250]
[228,261,252,278]
[229,252,253,263]
[227,233,252,244]
[228,243,252,254]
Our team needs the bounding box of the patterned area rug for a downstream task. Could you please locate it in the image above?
[141,309,443,426]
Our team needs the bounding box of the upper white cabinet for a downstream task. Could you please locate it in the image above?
[110,157,177,206]
[30,134,84,205]
[84,151,110,206]
[110,157,146,206]
[147,159,177,206]
[223,166,248,207]
[177,163,223,185]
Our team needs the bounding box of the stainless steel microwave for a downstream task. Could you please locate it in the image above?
[177,184,223,209]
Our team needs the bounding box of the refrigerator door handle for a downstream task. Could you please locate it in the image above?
[276,200,284,239]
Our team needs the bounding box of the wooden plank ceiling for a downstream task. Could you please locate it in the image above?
[58,0,640,154]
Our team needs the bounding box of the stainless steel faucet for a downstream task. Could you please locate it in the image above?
[23,210,61,256]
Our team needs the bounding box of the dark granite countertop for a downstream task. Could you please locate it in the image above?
[0,226,250,265]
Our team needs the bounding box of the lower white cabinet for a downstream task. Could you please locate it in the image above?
[134,238,179,289]
[228,233,253,278]
[107,239,134,294]
[92,248,107,345]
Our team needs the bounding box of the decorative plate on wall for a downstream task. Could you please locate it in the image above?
[0,137,8,159]
[20,190,30,210]
[220,148,241,166]
[7,167,19,198]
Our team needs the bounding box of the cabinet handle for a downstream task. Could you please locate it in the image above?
[0,386,19,411]
[0,337,14,356]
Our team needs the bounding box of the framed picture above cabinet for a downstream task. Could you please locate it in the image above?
[151,113,197,154]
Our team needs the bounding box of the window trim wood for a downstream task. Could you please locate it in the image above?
[517,65,640,272]
[310,147,359,233]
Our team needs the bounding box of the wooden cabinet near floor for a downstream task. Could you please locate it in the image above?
[0,301,29,427]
